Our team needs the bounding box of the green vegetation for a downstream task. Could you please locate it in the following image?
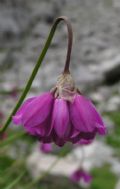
[91,165,117,189]
[1,111,120,189]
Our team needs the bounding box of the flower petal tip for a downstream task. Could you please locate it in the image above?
[12,115,21,125]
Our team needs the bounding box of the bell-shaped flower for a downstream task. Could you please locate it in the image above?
[13,73,106,146]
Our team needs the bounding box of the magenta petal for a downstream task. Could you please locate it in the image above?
[35,120,50,136]
[52,129,65,146]
[12,97,35,125]
[70,94,106,134]
[82,171,92,183]
[54,136,65,146]
[70,169,92,183]
[96,123,107,135]
[77,139,93,145]
[51,99,70,138]
[89,103,107,135]
[70,127,80,139]
[24,126,37,135]
[22,92,54,127]
[39,135,53,143]
[70,169,82,182]
[40,143,52,153]
[25,115,52,137]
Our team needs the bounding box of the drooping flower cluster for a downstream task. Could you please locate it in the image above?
[70,168,92,183]
[13,73,106,146]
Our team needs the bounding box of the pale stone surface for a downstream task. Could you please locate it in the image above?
[27,141,116,177]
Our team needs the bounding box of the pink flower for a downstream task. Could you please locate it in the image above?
[40,143,52,153]
[13,73,106,146]
[70,169,92,183]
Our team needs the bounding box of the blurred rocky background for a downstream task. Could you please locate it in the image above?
[0,0,120,189]
[0,0,120,113]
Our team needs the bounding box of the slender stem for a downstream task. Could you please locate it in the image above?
[24,149,64,189]
[73,146,85,164]
[62,16,73,73]
[0,16,73,133]
[3,170,26,189]
[25,157,60,189]
[79,147,85,167]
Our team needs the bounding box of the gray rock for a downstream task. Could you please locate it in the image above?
[0,0,120,114]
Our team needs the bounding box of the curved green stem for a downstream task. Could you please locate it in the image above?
[24,149,65,189]
[24,157,59,189]
[3,170,26,189]
[0,16,73,133]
